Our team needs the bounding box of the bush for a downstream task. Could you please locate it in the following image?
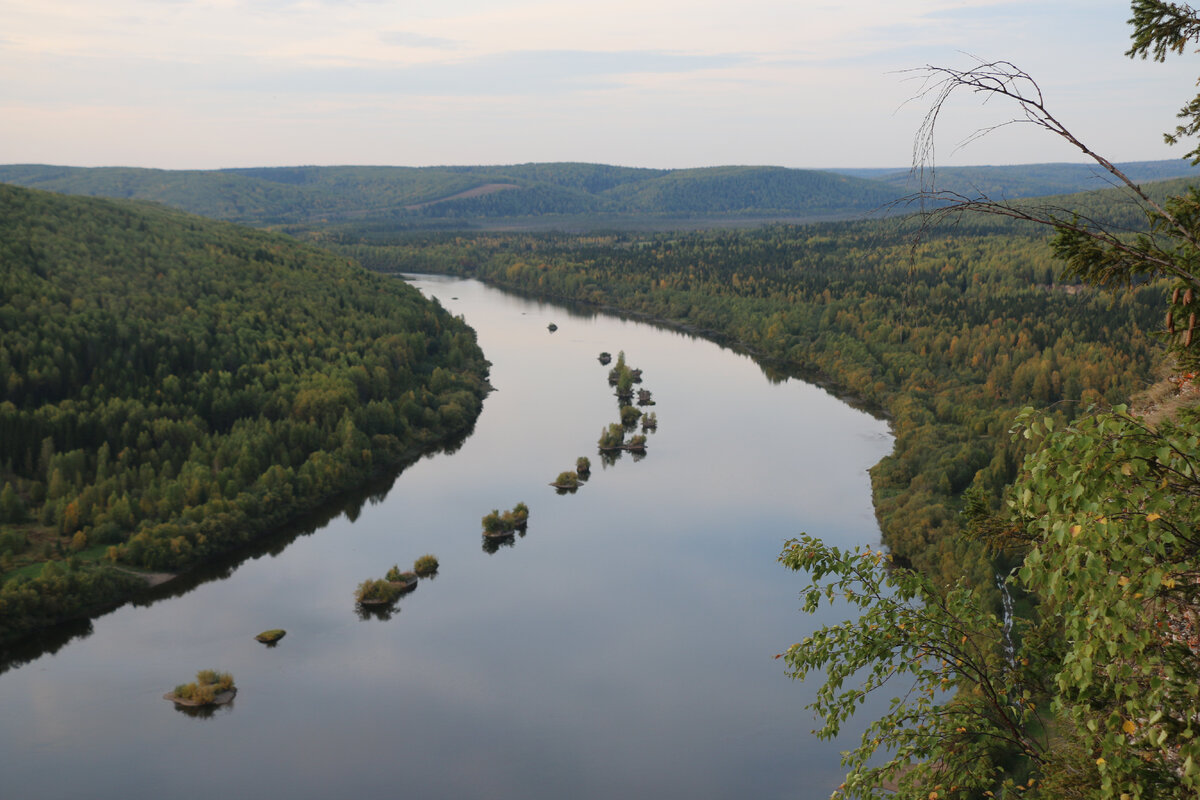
[413,554,439,575]
[385,565,417,585]
[356,578,401,603]
[89,522,126,546]
[171,669,235,704]
[598,423,625,449]
[553,471,579,488]
[482,510,506,533]
[0,530,27,556]
[484,504,527,533]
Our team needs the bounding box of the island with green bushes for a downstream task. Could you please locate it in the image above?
[164,669,236,707]
[481,503,529,537]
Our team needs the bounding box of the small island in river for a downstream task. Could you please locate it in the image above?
[482,503,530,537]
[164,669,237,707]
[551,471,580,491]
[385,565,420,592]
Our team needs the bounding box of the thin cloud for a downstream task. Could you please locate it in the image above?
[6,48,750,105]
[255,49,749,96]
[379,31,460,50]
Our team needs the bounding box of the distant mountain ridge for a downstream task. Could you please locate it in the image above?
[0,160,1196,231]
[0,163,909,229]
[830,159,1200,199]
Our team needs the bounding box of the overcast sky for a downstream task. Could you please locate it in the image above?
[2,0,1196,170]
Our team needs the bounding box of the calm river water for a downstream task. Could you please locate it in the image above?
[0,275,893,800]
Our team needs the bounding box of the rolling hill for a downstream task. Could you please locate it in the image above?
[831,159,1200,199]
[2,159,1196,232]
[0,163,907,230]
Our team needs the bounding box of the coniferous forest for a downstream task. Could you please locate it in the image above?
[0,183,489,643]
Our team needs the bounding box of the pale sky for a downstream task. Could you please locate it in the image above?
[2,0,1196,170]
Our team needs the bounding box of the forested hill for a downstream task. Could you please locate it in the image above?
[3,160,1197,232]
[0,183,490,645]
[0,163,908,229]
[832,158,1200,199]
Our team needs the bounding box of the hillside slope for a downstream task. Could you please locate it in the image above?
[0,183,490,644]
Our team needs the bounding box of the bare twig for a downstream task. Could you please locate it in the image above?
[904,59,1200,262]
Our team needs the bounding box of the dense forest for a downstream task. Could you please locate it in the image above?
[0,184,490,644]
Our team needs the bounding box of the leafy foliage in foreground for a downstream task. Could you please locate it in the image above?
[0,183,489,643]
[1015,407,1200,798]
[780,534,1047,798]
[781,406,1200,799]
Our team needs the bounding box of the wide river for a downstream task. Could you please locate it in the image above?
[0,275,893,800]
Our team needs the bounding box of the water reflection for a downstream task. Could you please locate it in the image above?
[171,699,236,720]
[0,428,478,673]
[598,449,622,467]
[0,618,93,676]
[481,532,518,555]
[355,602,400,622]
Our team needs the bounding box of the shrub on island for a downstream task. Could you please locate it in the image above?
[413,554,439,576]
[384,565,419,590]
[356,577,404,605]
[598,423,625,450]
[165,669,236,706]
[483,503,529,536]
[552,471,580,490]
